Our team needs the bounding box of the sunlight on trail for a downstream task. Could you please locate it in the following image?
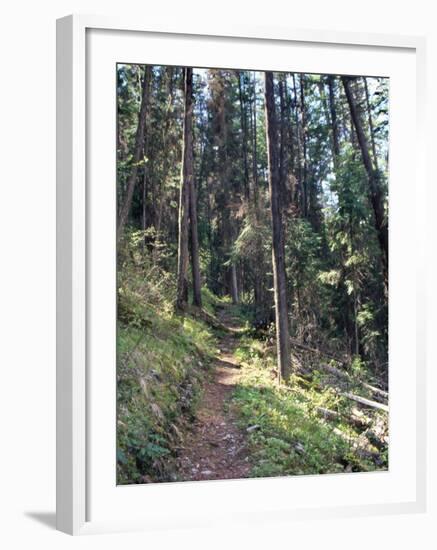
[177,307,252,481]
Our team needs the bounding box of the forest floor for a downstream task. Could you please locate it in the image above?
[177,307,252,481]
[117,283,389,484]
[175,301,389,481]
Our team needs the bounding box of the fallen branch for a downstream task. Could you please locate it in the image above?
[332,427,384,465]
[341,392,389,413]
[317,363,350,380]
[313,364,388,406]
[332,413,388,452]
[362,382,389,401]
[316,406,371,430]
[317,406,340,422]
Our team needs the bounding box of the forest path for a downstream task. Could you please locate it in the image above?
[177,305,252,481]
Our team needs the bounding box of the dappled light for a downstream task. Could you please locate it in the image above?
[116,64,388,485]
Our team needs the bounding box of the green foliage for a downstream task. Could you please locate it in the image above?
[230,334,386,477]
[286,218,322,287]
[350,355,366,377]
[116,66,390,482]
[200,286,229,317]
[322,146,388,366]
[117,65,388,371]
[117,234,217,484]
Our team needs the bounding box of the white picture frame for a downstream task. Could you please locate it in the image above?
[56,14,427,535]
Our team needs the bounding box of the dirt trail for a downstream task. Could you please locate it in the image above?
[177,307,251,481]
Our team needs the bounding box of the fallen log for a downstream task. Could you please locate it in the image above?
[317,363,350,380]
[362,382,389,400]
[341,392,389,413]
[319,365,388,405]
[332,427,384,465]
[295,364,389,412]
[316,406,371,430]
[318,363,387,395]
[364,415,389,450]
[317,406,340,423]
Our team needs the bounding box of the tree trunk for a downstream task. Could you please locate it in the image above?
[153,67,175,260]
[237,71,250,201]
[264,71,291,381]
[176,67,192,310]
[230,263,239,305]
[251,71,259,208]
[189,180,202,307]
[249,74,264,316]
[299,75,308,217]
[278,74,291,207]
[292,74,303,211]
[117,66,151,241]
[342,76,388,290]
[327,75,340,168]
[183,68,202,307]
[363,77,378,171]
[141,146,148,249]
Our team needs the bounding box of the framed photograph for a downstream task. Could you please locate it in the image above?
[56,14,427,535]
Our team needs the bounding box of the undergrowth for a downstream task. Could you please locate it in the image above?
[117,236,218,484]
[117,232,387,483]
[230,334,387,478]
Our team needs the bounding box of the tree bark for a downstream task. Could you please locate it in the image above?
[237,71,250,201]
[341,392,389,413]
[363,77,378,171]
[264,72,291,381]
[278,73,296,210]
[183,68,202,308]
[249,73,264,316]
[327,75,340,168]
[342,76,388,290]
[153,67,175,259]
[292,74,303,211]
[230,263,239,305]
[117,66,151,241]
[141,144,148,248]
[299,75,308,217]
[176,67,192,310]
[251,71,259,209]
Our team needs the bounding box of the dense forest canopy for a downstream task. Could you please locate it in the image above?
[116,64,389,484]
[117,65,388,371]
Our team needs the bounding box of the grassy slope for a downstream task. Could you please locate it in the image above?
[117,283,219,484]
[225,298,388,477]
[229,330,388,477]
[118,268,387,483]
